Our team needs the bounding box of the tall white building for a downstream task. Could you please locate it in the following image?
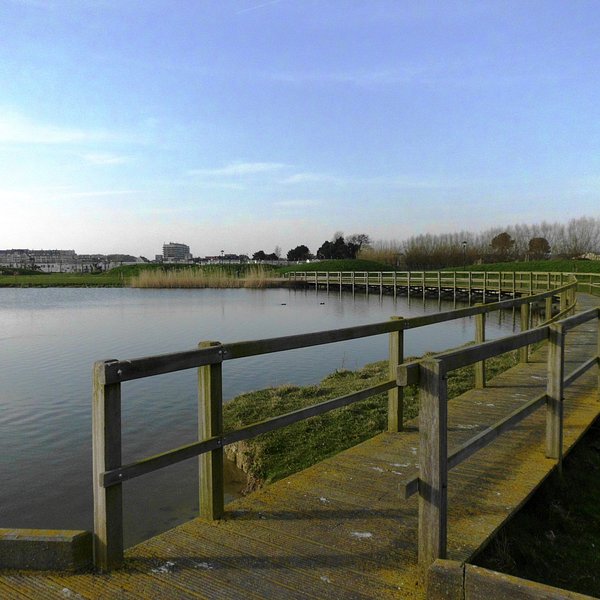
[162,242,192,263]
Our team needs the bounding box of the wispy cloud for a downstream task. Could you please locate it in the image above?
[82,153,131,166]
[236,0,285,15]
[0,109,118,145]
[280,172,346,185]
[188,161,288,177]
[55,190,141,199]
[273,199,320,208]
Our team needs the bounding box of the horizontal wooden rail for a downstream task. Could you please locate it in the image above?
[401,392,548,500]
[563,356,600,388]
[102,280,577,384]
[102,379,397,487]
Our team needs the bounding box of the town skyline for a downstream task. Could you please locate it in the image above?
[2,1,600,257]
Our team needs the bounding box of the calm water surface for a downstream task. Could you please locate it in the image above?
[0,287,516,545]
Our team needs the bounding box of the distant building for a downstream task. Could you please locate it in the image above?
[162,242,192,263]
[0,249,142,273]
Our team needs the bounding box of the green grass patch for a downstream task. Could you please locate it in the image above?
[443,259,600,273]
[0,271,127,287]
[474,421,600,597]
[277,258,392,273]
[223,349,518,488]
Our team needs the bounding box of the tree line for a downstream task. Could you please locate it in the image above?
[359,217,600,269]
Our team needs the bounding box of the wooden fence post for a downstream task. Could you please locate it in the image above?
[418,359,448,568]
[545,296,553,323]
[92,360,124,571]
[198,341,224,520]
[520,302,530,363]
[388,317,404,432]
[546,324,565,465]
[475,306,486,389]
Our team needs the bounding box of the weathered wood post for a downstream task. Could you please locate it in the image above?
[483,271,487,303]
[418,359,448,568]
[520,302,530,363]
[93,360,124,571]
[475,305,486,389]
[512,271,516,298]
[528,272,533,294]
[393,271,397,299]
[351,271,355,295]
[545,296,553,323]
[407,271,411,299]
[437,272,441,300]
[198,341,224,520]
[388,316,404,432]
[546,324,565,467]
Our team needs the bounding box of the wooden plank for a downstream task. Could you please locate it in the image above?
[387,317,404,432]
[397,360,421,386]
[418,359,448,567]
[563,355,599,389]
[438,327,548,373]
[92,360,123,571]
[559,307,599,331]
[198,341,224,520]
[546,324,564,462]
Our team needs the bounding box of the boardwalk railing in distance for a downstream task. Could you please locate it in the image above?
[284,269,600,299]
[397,305,600,569]
[92,274,579,571]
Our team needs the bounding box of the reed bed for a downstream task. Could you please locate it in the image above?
[129,266,279,288]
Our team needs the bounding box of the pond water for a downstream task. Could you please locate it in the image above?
[0,287,517,546]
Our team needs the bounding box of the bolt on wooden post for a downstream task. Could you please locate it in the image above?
[198,341,225,520]
[418,359,448,568]
[388,317,404,432]
[92,360,124,571]
[546,324,565,466]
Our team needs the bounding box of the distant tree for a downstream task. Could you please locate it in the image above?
[252,250,267,261]
[317,235,361,259]
[287,245,312,261]
[346,233,371,250]
[273,245,282,259]
[490,232,515,258]
[265,252,279,261]
[528,237,550,259]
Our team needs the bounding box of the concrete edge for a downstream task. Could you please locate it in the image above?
[0,528,93,572]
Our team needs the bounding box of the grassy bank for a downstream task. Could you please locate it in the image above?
[474,420,600,597]
[445,259,600,273]
[130,265,278,288]
[222,349,518,490]
[0,270,127,287]
[277,258,391,273]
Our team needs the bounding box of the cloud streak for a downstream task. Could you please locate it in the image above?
[188,162,288,177]
[0,110,119,145]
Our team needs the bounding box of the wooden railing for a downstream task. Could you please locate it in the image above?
[397,306,600,569]
[92,276,578,570]
[285,270,600,298]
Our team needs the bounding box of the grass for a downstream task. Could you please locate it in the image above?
[277,258,392,273]
[130,265,278,288]
[223,349,518,490]
[443,259,600,273]
[474,420,600,597]
[0,270,127,287]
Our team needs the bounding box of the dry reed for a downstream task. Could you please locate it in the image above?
[130,266,279,288]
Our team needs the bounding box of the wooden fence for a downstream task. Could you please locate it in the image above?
[397,307,600,569]
[92,275,579,571]
[285,270,600,299]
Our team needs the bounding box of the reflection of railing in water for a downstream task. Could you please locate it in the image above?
[92,275,579,570]
[397,303,600,568]
[285,270,600,300]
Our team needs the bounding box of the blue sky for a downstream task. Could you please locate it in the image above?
[1,0,599,257]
